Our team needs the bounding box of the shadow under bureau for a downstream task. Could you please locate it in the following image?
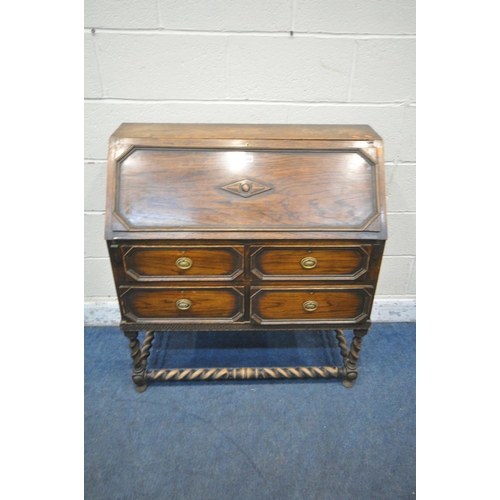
[105,124,387,392]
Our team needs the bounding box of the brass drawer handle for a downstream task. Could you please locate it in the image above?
[301,257,317,269]
[302,300,318,312]
[176,257,193,270]
[176,299,192,311]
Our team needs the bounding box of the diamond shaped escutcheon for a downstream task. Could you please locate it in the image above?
[220,179,273,198]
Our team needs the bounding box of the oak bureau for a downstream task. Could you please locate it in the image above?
[105,124,387,392]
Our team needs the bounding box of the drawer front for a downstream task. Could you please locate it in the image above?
[250,245,371,281]
[122,246,244,281]
[250,287,373,325]
[120,286,244,322]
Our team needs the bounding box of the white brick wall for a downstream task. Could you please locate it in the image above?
[158,1,293,31]
[294,0,416,34]
[84,0,416,321]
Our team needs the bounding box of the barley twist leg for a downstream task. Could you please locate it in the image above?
[124,331,155,393]
[334,329,349,364]
[342,328,369,388]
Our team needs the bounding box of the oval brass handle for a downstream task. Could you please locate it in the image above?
[301,257,317,270]
[303,300,318,312]
[176,299,192,311]
[176,257,193,270]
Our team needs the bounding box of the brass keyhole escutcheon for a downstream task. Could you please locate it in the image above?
[302,300,318,312]
[176,257,193,270]
[176,299,192,311]
[301,257,317,269]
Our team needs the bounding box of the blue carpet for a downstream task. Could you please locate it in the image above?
[85,324,415,500]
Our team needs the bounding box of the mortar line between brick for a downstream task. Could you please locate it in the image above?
[84,97,406,107]
[85,298,119,302]
[83,28,416,39]
[396,105,410,162]
[156,0,162,28]
[291,0,298,33]
[225,36,229,98]
[375,296,416,299]
[386,160,397,186]
[347,40,358,102]
[405,257,416,295]
[383,255,416,259]
[91,34,106,98]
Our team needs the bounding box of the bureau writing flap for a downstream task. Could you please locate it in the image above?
[110,147,382,234]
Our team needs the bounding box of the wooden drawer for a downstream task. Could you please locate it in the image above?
[121,245,244,281]
[119,286,244,322]
[250,245,371,281]
[250,286,373,325]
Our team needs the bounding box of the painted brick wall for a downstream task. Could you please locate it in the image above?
[84,0,416,319]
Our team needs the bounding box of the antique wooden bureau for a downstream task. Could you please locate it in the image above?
[105,124,387,392]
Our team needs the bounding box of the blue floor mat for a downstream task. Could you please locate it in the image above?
[85,323,416,500]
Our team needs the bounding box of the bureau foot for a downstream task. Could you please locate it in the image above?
[341,374,357,389]
[133,378,148,393]
[124,331,155,393]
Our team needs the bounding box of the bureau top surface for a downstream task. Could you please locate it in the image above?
[111,123,382,141]
[106,124,387,241]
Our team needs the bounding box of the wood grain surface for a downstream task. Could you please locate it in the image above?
[122,245,244,281]
[112,148,379,232]
[111,123,381,141]
[251,244,371,280]
[120,286,244,322]
[250,286,373,324]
